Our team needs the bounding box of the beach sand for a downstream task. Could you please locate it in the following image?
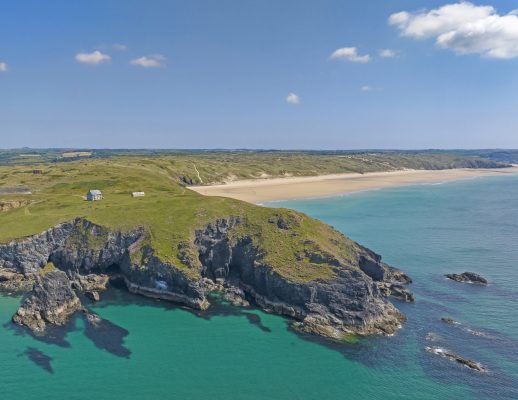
[189,167,518,203]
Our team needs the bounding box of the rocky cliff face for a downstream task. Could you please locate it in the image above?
[194,218,408,338]
[1,217,413,340]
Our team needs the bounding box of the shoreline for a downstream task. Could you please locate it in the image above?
[189,166,518,203]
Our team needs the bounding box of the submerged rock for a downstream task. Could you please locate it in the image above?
[445,272,488,285]
[12,270,81,334]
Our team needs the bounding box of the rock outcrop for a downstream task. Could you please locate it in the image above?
[12,270,81,334]
[3,217,413,340]
[194,219,409,338]
[445,272,488,285]
[0,268,36,293]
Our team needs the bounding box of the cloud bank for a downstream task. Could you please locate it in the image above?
[0,62,8,72]
[389,2,518,59]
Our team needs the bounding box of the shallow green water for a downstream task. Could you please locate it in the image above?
[1,174,518,399]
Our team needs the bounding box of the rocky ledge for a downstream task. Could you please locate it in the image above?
[445,272,488,285]
[1,217,413,340]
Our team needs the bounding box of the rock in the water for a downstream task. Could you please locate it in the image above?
[445,272,488,284]
[441,317,459,325]
[426,347,486,372]
[12,270,81,334]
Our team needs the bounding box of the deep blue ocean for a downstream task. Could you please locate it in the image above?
[1,174,517,399]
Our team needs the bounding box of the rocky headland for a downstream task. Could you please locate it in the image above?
[0,217,413,340]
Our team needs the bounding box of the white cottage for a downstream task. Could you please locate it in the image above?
[86,189,103,201]
[131,191,145,197]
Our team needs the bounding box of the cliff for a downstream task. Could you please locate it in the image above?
[1,216,412,340]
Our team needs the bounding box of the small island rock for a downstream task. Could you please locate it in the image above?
[445,272,488,285]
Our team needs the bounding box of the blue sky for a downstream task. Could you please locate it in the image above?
[1,0,518,149]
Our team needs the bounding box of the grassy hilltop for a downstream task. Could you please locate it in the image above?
[0,151,508,282]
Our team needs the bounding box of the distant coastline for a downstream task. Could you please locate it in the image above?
[190,166,518,203]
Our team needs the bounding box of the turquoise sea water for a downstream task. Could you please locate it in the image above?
[1,174,518,399]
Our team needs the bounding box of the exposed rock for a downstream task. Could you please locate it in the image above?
[383,283,415,302]
[358,249,414,302]
[445,272,488,285]
[426,347,486,372]
[195,219,409,338]
[441,317,459,325]
[71,273,109,293]
[83,309,102,326]
[85,291,100,301]
[12,270,81,334]
[222,286,250,307]
[3,217,412,340]
[0,268,35,293]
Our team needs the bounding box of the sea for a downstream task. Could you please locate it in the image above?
[1,173,518,400]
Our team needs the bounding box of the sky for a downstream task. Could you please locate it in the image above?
[1,0,518,149]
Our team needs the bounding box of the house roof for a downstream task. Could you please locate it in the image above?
[88,190,102,195]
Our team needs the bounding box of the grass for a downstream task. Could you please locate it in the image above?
[0,152,507,283]
[0,157,365,282]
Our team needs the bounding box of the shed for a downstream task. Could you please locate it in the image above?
[131,191,145,197]
[86,190,103,201]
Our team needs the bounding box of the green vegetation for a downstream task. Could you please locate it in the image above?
[39,262,56,275]
[0,151,508,283]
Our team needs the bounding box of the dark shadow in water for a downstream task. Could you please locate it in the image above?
[243,312,271,333]
[81,311,131,358]
[19,347,54,374]
[95,287,273,334]
[3,291,131,358]
[3,319,74,348]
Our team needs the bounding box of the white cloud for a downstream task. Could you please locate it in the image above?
[330,47,371,63]
[379,49,397,58]
[389,2,518,59]
[75,50,111,65]
[130,54,166,68]
[0,62,8,72]
[286,92,300,104]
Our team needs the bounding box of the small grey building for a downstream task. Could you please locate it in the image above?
[86,189,103,201]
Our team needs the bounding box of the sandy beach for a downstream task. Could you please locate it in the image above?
[190,167,518,203]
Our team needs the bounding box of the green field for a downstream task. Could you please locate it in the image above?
[0,151,508,282]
